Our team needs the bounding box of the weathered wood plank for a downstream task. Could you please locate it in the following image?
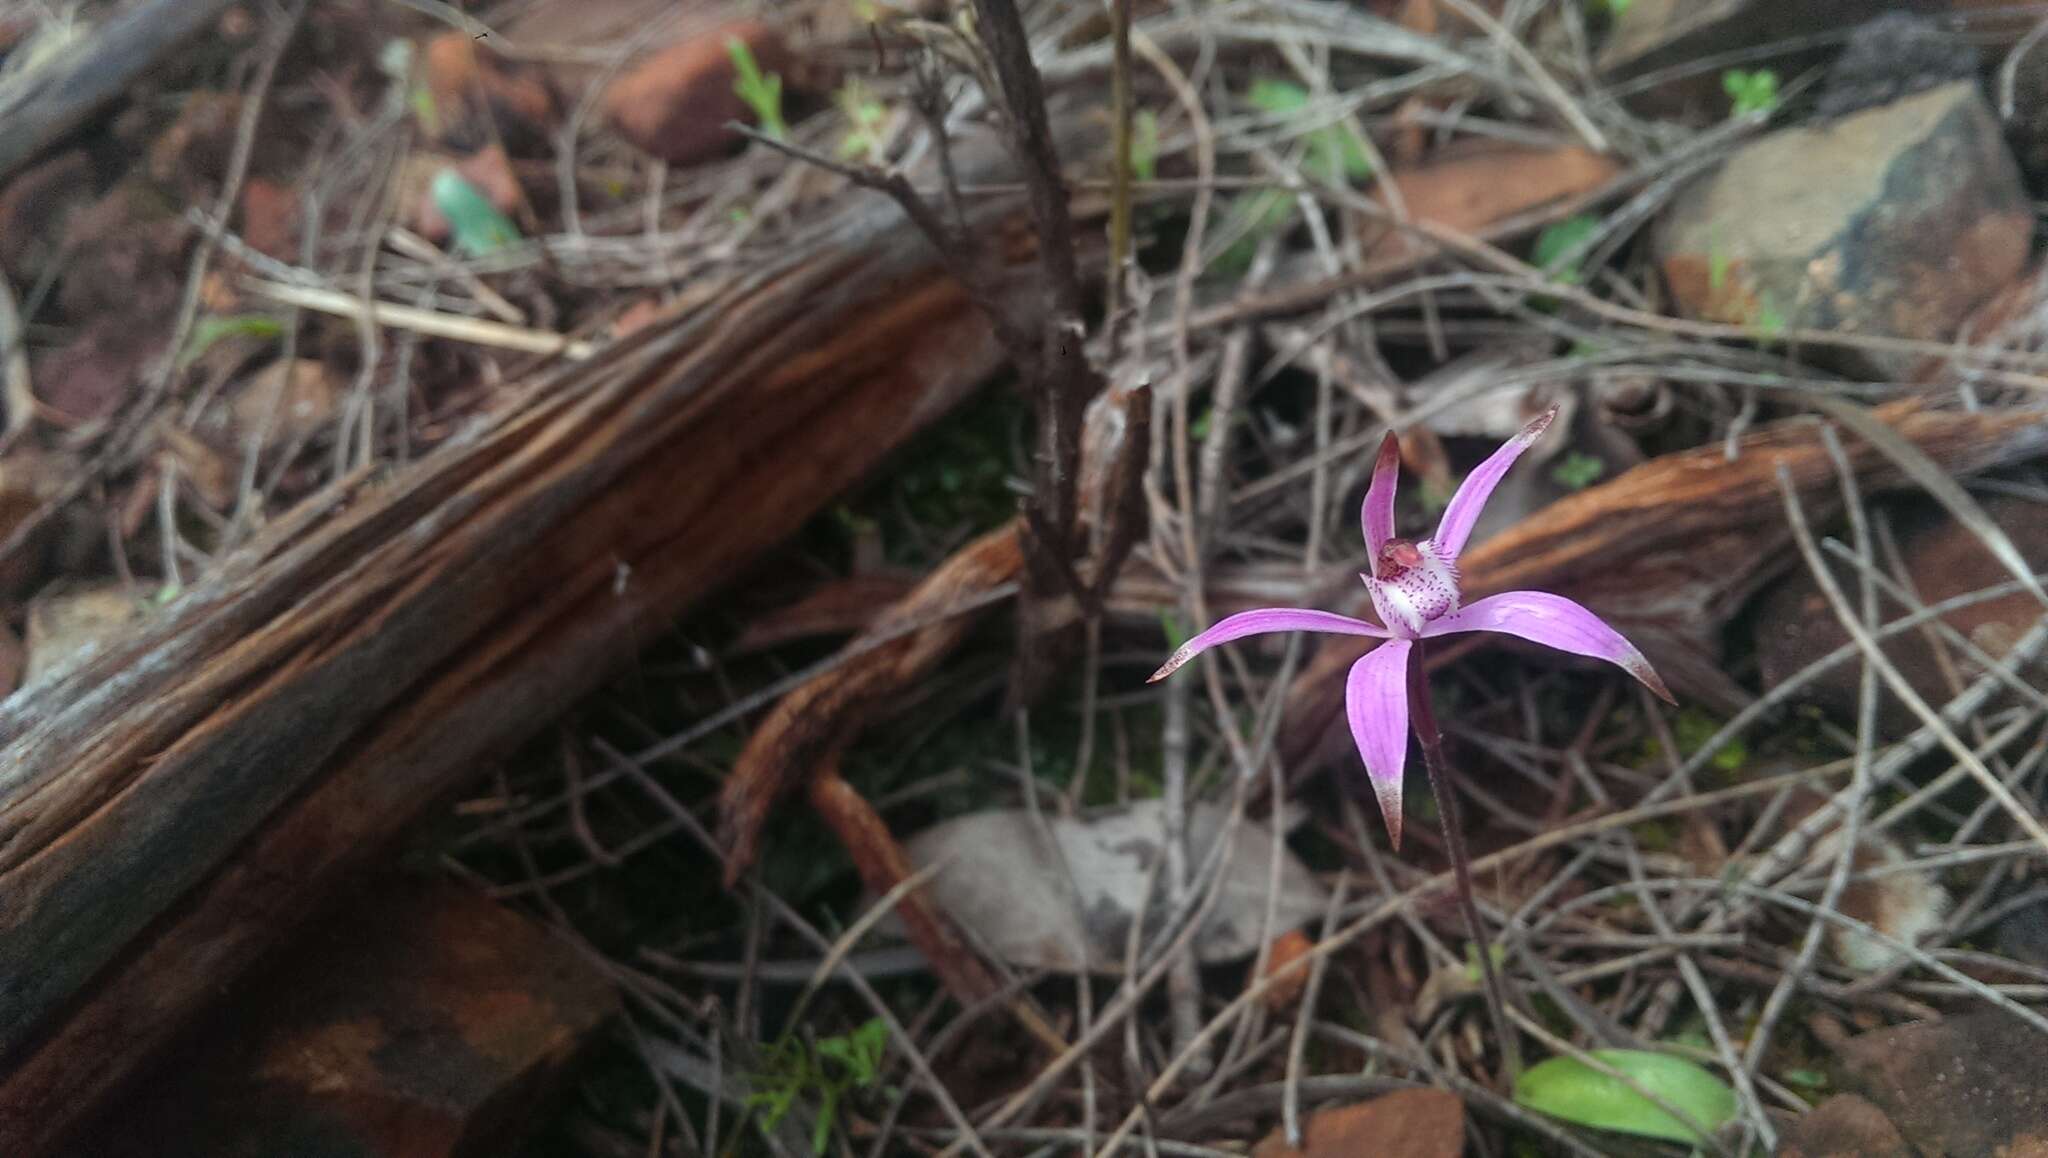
[0,163,1039,1151]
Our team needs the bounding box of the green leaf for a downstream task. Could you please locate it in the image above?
[431,170,520,256]
[1245,78,1371,183]
[179,313,283,367]
[1550,451,1605,491]
[730,35,788,139]
[1246,78,1310,116]
[1131,108,1160,184]
[816,1018,889,1086]
[1722,68,1780,118]
[1532,214,1600,283]
[1515,1049,1738,1143]
[1159,609,1189,651]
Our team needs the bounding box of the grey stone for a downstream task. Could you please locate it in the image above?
[1655,82,2031,376]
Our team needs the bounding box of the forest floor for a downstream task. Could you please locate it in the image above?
[6,0,2048,1155]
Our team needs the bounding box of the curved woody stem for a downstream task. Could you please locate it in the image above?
[1406,639,1524,1083]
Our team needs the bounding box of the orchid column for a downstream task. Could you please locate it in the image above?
[1149,408,1675,1078]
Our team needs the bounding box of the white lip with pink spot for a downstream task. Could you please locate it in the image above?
[1364,538,1461,639]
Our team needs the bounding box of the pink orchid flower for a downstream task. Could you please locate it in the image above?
[1149,407,1674,846]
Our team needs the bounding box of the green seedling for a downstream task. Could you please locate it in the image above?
[836,77,887,163]
[730,35,788,140]
[431,170,521,256]
[1532,214,1601,285]
[1131,108,1160,184]
[1722,68,1780,118]
[1550,451,1606,491]
[747,1018,890,1155]
[179,314,283,368]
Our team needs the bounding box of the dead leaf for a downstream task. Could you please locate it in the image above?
[1261,928,1316,1012]
[230,359,338,451]
[1252,1088,1465,1158]
[896,800,1329,972]
[1366,144,1621,261]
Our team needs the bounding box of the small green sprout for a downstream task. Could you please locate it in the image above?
[729,36,788,140]
[1749,294,1788,342]
[1131,108,1160,184]
[1246,79,1372,183]
[1550,451,1606,491]
[747,1018,890,1154]
[1532,214,1601,284]
[431,170,521,256]
[1722,68,1780,118]
[836,77,887,163]
[179,314,283,368]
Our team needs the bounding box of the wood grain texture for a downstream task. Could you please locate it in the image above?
[0,172,1036,1152]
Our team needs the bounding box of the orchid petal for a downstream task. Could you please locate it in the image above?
[1345,639,1414,849]
[1431,406,1558,560]
[1149,608,1390,682]
[1420,589,1676,704]
[1361,432,1401,576]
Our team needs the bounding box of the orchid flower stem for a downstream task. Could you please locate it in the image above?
[1406,640,1524,1084]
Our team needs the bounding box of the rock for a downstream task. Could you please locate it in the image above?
[0,150,92,285]
[1778,1094,1913,1158]
[1599,1,1965,85]
[25,583,145,686]
[238,176,300,262]
[28,317,163,424]
[1656,82,2031,376]
[1835,1010,2048,1157]
[57,177,191,326]
[1815,13,1980,120]
[1994,891,2048,968]
[70,878,617,1158]
[1252,1088,1464,1158]
[1753,494,2048,739]
[419,32,557,154]
[603,21,792,166]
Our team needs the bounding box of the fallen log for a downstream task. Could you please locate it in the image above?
[0,142,1054,1152]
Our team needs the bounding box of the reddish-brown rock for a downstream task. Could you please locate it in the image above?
[0,150,92,284]
[419,32,557,153]
[239,176,301,262]
[1779,1094,1914,1158]
[603,21,791,166]
[71,878,616,1158]
[1835,1011,2048,1158]
[1754,493,2048,738]
[1252,1088,1465,1158]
